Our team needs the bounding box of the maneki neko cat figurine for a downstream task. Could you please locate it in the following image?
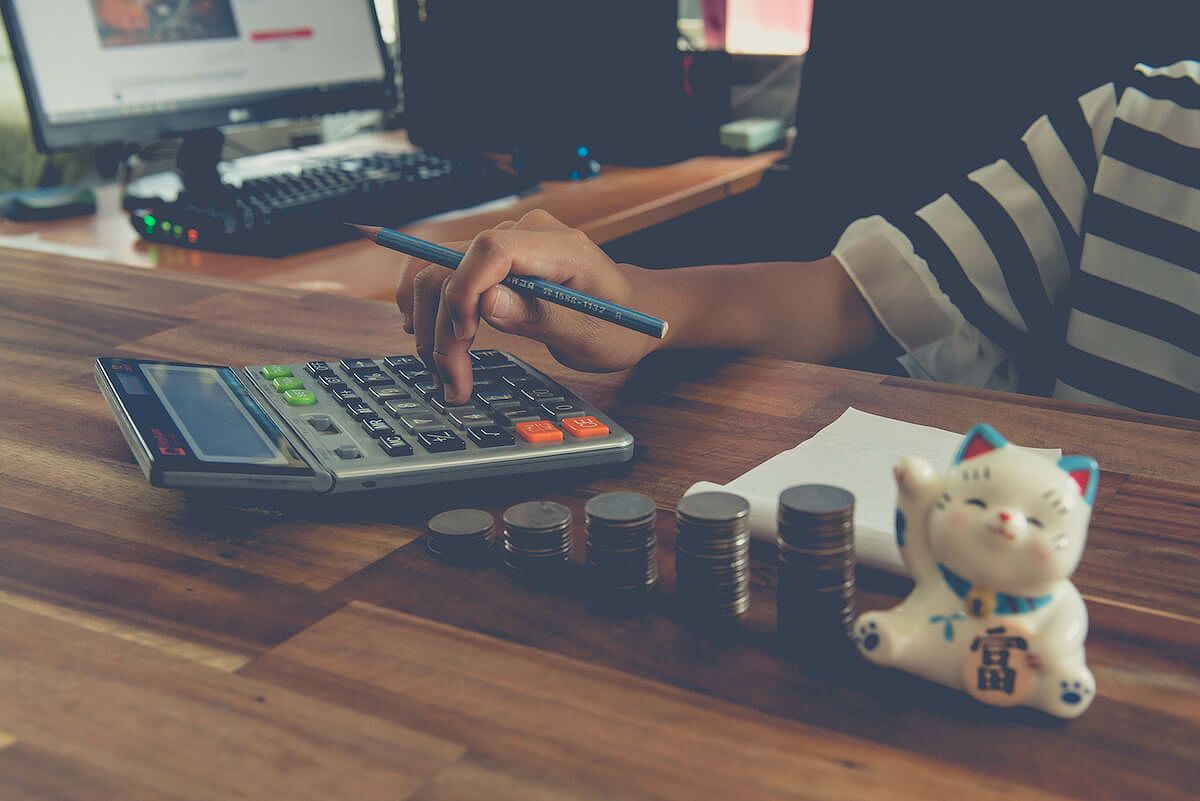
[854,424,1099,719]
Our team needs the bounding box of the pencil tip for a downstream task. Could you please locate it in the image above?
[346,223,382,240]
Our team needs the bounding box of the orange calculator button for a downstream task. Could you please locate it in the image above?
[515,420,564,443]
[561,416,610,438]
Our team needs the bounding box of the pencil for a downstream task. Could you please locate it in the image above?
[350,224,669,339]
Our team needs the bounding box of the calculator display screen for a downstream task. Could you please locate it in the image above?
[140,364,288,465]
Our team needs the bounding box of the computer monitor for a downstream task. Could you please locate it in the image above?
[677,0,811,56]
[1,0,394,153]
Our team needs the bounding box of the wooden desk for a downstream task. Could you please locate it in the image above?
[0,131,781,301]
[1,249,1197,801]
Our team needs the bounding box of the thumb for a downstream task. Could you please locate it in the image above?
[480,285,537,334]
[480,283,588,343]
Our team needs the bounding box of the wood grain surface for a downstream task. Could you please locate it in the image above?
[0,247,1196,800]
[0,131,781,302]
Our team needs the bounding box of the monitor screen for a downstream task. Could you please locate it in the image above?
[3,0,392,150]
[678,0,810,56]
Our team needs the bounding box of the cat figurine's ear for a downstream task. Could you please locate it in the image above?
[953,423,1009,464]
[1058,455,1100,505]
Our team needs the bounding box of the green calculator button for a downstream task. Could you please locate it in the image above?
[283,389,317,406]
[260,365,293,379]
[272,376,305,392]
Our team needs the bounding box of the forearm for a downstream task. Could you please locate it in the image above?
[633,257,880,363]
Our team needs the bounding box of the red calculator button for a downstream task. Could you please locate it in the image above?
[561,416,610,438]
[515,420,563,443]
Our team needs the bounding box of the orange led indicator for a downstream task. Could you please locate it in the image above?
[187,229,198,243]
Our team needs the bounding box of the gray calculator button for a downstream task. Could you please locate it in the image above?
[384,399,424,418]
[494,408,542,427]
[334,445,363,460]
[540,401,583,421]
[305,414,336,432]
[448,408,495,429]
[400,413,443,433]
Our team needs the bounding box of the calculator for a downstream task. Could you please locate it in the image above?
[94,350,634,492]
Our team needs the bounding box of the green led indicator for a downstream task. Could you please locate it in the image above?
[144,215,157,229]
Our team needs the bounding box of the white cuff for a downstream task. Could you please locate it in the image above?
[832,216,1019,392]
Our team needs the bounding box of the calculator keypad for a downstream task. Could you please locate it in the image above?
[247,350,629,481]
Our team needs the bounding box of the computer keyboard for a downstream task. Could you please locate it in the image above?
[128,152,538,256]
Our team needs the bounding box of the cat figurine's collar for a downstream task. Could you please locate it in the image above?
[938,562,1054,618]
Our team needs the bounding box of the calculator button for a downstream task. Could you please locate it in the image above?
[318,374,348,390]
[340,358,378,372]
[353,370,396,388]
[272,376,305,392]
[468,425,516,448]
[494,409,543,427]
[411,378,439,398]
[306,361,334,377]
[398,366,433,382]
[384,399,424,417]
[361,417,395,438]
[335,444,363,460]
[479,364,526,381]
[474,387,517,408]
[540,401,584,420]
[369,386,411,402]
[425,391,451,413]
[345,401,377,420]
[378,435,413,457]
[469,349,511,366]
[521,386,564,405]
[399,413,443,433]
[283,389,317,406]
[261,365,293,379]
[417,429,467,453]
[486,399,524,414]
[449,408,496,429]
[331,388,360,405]
[502,374,537,390]
[515,420,563,443]
[562,416,610,438]
[305,414,336,432]
[468,374,498,391]
[384,355,425,372]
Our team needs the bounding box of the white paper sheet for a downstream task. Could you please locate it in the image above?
[684,407,1061,575]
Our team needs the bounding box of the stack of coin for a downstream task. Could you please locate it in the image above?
[776,485,856,652]
[585,492,658,599]
[425,508,495,564]
[502,500,573,582]
[675,492,751,620]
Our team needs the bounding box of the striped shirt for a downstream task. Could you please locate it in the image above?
[833,60,1199,417]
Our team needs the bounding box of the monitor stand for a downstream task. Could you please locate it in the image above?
[121,128,230,211]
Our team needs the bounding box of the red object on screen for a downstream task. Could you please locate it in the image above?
[250,27,314,42]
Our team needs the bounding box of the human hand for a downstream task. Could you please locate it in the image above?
[394,210,661,404]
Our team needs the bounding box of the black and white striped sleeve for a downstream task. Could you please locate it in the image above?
[833,81,1118,393]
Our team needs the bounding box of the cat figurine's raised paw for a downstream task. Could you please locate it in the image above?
[854,424,1098,719]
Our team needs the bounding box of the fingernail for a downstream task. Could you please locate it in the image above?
[490,287,515,319]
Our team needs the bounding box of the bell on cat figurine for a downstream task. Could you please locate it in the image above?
[853,423,1099,719]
